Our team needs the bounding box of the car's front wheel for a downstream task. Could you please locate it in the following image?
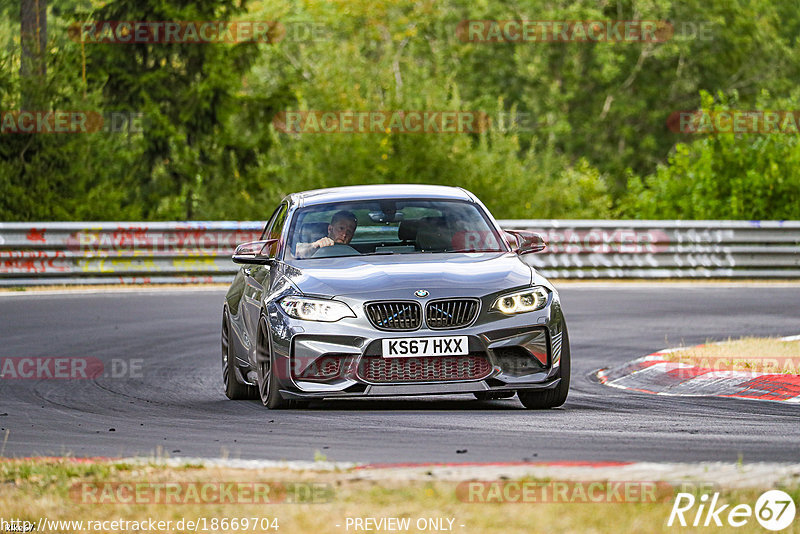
[222,310,258,400]
[518,321,570,409]
[256,316,290,409]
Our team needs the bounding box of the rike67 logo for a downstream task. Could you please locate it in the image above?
[668,490,796,531]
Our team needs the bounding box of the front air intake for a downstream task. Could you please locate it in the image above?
[358,354,491,383]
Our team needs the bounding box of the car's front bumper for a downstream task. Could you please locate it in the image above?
[263,291,566,400]
[280,378,563,400]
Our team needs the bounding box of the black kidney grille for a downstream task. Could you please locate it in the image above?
[426,299,479,329]
[365,301,422,330]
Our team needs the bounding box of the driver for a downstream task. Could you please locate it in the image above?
[295,210,357,258]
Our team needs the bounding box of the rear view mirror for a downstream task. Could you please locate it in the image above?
[232,239,278,264]
[368,210,404,223]
[505,230,546,255]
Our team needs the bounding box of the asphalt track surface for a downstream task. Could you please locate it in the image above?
[1,286,798,464]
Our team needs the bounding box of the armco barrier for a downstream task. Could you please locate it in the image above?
[504,219,800,279]
[0,222,262,286]
[0,220,798,285]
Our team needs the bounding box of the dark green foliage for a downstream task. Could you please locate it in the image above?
[619,91,800,219]
[1,0,799,221]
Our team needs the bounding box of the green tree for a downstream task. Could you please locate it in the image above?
[619,91,800,219]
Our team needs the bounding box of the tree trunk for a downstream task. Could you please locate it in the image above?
[20,0,47,108]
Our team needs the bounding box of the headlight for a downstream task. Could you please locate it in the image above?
[280,297,356,322]
[492,287,549,315]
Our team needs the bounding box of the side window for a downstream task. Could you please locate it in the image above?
[260,205,283,240]
[264,203,289,257]
[268,204,288,240]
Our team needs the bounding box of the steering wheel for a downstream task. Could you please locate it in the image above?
[311,243,360,258]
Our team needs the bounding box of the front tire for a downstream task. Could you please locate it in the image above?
[256,316,290,409]
[222,311,258,400]
[518,321,570,409]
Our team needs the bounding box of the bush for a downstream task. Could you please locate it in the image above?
[619,91,800,219]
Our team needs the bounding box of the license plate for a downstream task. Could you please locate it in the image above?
[382,336,469,358]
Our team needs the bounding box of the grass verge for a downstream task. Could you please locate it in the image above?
[663,336,800,374]
[1,459,798,533]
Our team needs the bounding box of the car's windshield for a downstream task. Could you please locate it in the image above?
[287,199,507,259]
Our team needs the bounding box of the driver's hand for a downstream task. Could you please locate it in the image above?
[313,237,334,249]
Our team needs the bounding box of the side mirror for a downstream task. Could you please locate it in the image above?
[505,230,546,255]
[232,239,278,265]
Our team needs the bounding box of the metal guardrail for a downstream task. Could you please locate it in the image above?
[0,222,262,286]
[0,220,799,285]
[504,220,800,279]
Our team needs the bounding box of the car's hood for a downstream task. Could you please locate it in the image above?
[284,252,533,298]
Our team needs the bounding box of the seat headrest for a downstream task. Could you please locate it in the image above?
[397,219,420,241]
[416,217,452,250]
[300,222,329,242]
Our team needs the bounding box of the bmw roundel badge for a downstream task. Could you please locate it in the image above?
[414,289,429,298]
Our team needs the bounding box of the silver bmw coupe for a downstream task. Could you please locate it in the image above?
[221,184,569,409]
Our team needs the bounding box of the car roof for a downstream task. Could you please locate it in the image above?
[290,184,474,207]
